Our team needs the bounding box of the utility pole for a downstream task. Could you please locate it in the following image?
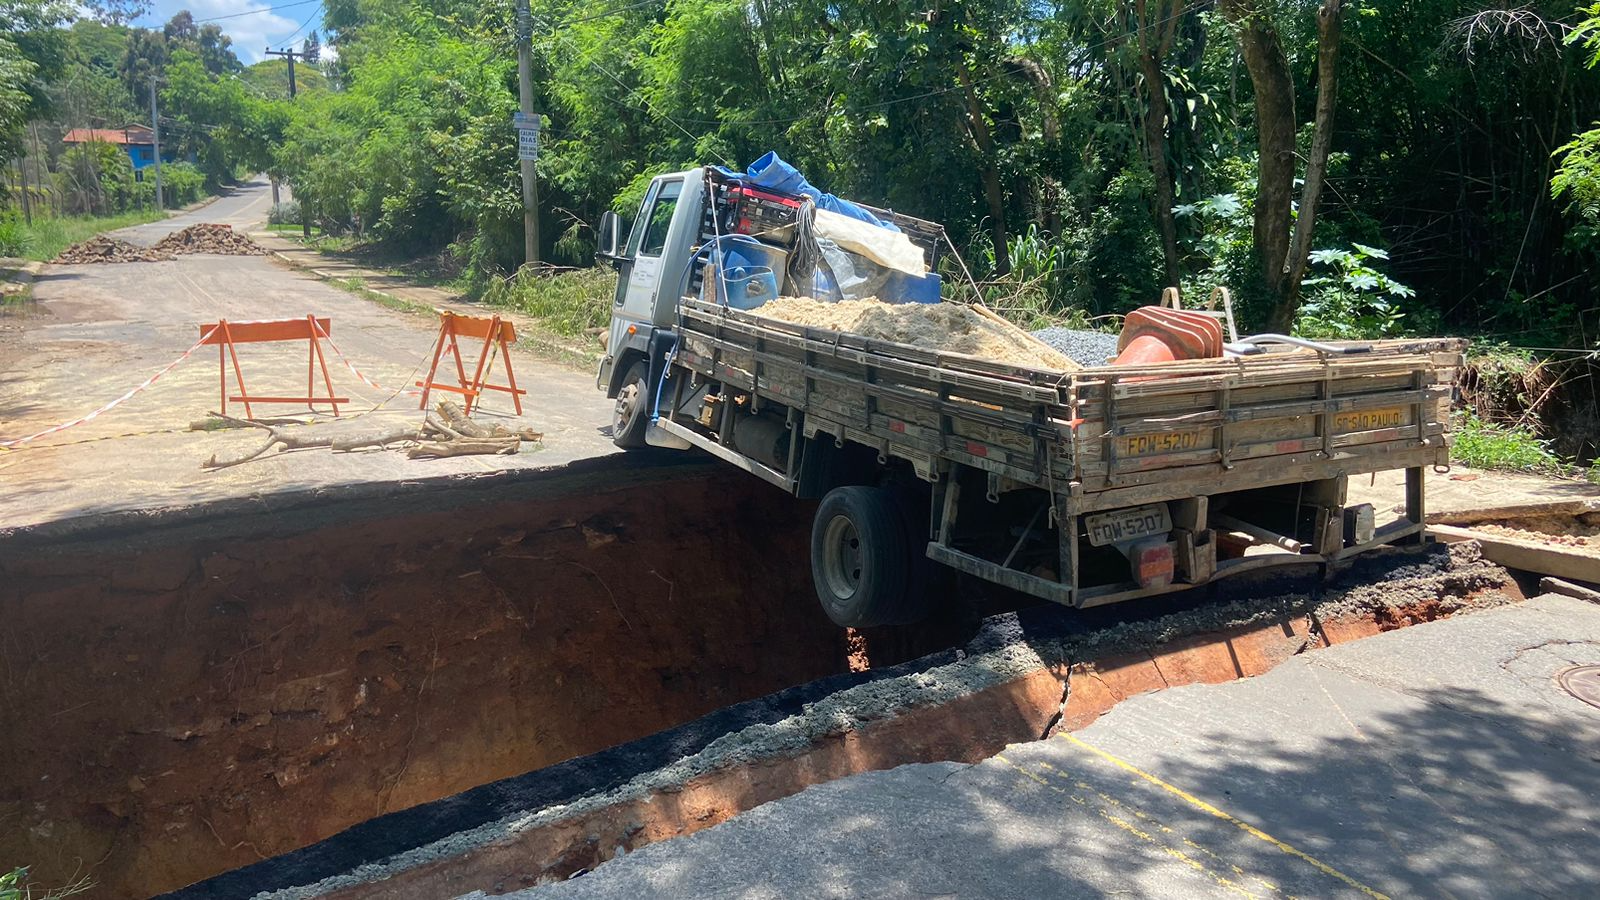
[265,46,303,98]
[515,0,539,266]
[17,150,31,226]
[266,46,310,236]
[150,78,164,210]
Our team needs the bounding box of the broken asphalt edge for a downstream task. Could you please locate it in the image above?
[0,452,707,550]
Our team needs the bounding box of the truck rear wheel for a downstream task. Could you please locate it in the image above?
[611,360,651,449]
[811,486,924,628]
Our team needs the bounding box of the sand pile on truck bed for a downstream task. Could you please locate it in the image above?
[753,297,1080,371]
[51,235,175,264]
[153,222,267,255]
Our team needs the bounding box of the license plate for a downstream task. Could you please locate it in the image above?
[1119,429,1204,457]
[1334,406,1404,433]
[1086,503,1173,547]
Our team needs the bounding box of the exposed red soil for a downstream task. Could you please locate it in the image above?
[0,474,853,898]
[321,591,1521,899]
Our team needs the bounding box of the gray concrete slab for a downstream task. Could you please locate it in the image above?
[0,178,618,530]
[504,595,1600,900]
[1348,465,1600,523]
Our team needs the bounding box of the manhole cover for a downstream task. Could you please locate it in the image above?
[1557,665,1600,710]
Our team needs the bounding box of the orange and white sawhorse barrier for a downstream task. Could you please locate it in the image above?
[199,315,349,418]
[415,310,526,415]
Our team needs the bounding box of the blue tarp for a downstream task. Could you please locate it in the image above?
[716,151,899,232]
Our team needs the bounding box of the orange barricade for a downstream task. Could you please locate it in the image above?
[199,315,349,418]
[415,310,526,415]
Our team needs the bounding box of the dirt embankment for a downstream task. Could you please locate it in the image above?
[0,466,884,899]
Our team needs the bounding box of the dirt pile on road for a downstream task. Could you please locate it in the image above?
[153,223,267,256]
[52,235,175,264]
[1469,512,1600,551]
[753,297,1080,371]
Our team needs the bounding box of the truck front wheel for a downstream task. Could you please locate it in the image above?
[811,486,925,628]
[611,360,651,449]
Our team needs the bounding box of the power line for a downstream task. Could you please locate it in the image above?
[280,2,325,46]
[557,0,663,27]
[192,0,320,25]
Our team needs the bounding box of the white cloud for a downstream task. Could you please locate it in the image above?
[137,0,322,65]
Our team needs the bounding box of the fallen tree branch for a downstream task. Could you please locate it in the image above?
[407,437,521,459]
[331,426,425,452]
[205,422,423,468]
[436,401,495,438]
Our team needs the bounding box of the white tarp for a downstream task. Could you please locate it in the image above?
[811,207,927,276]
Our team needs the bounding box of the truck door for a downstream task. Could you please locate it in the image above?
[613,177,683,333]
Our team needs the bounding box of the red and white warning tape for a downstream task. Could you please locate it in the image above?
[309,318,392,393]
[0,326,220,449]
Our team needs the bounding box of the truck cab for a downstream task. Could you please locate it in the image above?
[594,168,706,446]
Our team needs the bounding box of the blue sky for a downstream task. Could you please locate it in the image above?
[132,0,326,65]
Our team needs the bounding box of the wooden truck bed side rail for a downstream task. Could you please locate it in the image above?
[673,299,1463,507]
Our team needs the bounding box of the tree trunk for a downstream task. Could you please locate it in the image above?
[1277,0,1344,331]
[1009,56,1063,237]
[955,60,1011,276]
[1222,0,1297,305]
[1138,54,1182,289]
[1130,0,1184,289]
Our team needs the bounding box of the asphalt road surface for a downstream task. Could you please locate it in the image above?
[504,593,1600,900]
[0,178,616,530]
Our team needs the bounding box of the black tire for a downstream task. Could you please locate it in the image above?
[810,485,923,627]
[611,360,650,449]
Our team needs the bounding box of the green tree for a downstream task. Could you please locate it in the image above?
[1554,4,1600,223]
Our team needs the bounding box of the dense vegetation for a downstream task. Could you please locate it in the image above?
[6,0,1600,340]
[4,0,1600,468]
[259,0,1600,349]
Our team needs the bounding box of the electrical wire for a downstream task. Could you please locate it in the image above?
[279,1,325,47]
[192,0,321,25]
[558,0,663,27]
[584,58,733,166]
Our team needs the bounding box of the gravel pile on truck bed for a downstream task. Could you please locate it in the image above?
[1031,327,1120,368]
[752,297,1080,371]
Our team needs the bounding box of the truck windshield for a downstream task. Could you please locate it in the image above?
[639,180,682,257]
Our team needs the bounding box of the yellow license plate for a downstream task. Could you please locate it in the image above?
[1334,406,1405,433]
[1119,429,1204,457]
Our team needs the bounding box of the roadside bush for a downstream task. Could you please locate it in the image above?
[1451,411,1568,474]
[0,214,27,257]
[268,200,301,224]
[160,162,206,207]
[480,266,616,337]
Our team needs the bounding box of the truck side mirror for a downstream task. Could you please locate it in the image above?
[597,210,623,268]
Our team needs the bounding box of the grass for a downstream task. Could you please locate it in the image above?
[1451,411,1572,476]
[266,222,323,235]
[5,209,167,261]
[479,267,616,337]
[330,277,434,316]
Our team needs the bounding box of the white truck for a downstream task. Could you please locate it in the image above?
[595,165,1463,627]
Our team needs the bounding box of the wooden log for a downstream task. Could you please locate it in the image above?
[436,400,496,438]
[407,438,521,459]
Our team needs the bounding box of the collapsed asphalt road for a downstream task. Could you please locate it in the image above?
[0,176,613,530]
[489,592,1600,900]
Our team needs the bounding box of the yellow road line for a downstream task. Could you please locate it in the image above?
[1059,733,1391,900]
[1034,760,1283,895]
[994,753,1260,900]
